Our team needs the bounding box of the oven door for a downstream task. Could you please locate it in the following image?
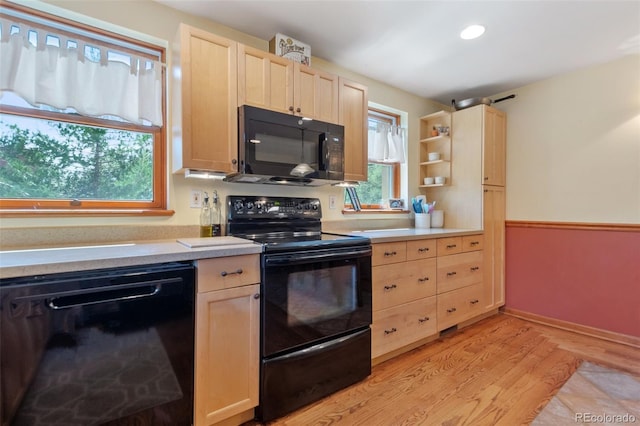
[261,245,372,358]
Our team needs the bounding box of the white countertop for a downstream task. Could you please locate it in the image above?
[328,227,483,243]
[0,237,262,279]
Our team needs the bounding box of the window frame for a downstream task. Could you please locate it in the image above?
[344,108,403,211]
[0,2,169,216]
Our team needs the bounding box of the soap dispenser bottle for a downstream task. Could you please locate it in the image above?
[211,190,222,236]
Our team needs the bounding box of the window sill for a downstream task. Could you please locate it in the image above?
[0,209,175,217]
[342,209,410,215]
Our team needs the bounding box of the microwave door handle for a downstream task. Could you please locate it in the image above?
[318,133,328,171]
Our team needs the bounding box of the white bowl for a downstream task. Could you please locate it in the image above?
[428,152,441,161]
[434,176,446,185]
[424,177,435,185]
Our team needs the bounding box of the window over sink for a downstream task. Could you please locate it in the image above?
[0,2,168,215]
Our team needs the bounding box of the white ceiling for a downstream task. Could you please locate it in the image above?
[155,0,640,106]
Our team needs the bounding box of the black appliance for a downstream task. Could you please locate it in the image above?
[0,262,195,426]
[225,105,345,186]
[226,195,372,422]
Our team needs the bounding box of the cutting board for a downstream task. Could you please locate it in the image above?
[177,236,253,248]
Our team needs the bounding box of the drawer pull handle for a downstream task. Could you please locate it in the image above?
[470,299,479,304]
[384,284,397,291]
[418,277,430,282]
[384,327,397,335]
[470,241,479,246]
[470,266,480,272]
[418,247,430,253]
[446,244,457,249]
[384,251,397,257]
[447,271,457,277]
[220,268,243,277]
[418,317,430,323]
[447,307,457,313]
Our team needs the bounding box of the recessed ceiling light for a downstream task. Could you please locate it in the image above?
[461,25,485,40]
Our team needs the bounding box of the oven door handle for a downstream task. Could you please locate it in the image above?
[264,247,371,266]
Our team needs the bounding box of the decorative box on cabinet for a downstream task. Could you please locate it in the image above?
[172,24,238,174]
[419,110,451,188]
[194,255,260,426]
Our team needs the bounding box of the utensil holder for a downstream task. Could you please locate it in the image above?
[431,210,444,228]
[415,213,431,229]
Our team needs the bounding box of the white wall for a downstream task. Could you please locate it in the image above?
[496,54,640,224]
[0,0,440,231]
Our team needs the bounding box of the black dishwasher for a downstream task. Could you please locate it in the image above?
[0,261,195,426]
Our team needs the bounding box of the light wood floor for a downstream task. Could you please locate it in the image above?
[257,313,640,425]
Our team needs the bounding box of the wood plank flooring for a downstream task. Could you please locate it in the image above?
[252,313,640,425]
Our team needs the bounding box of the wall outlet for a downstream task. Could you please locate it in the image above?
[329,195,337,209]
[190,190,202,208]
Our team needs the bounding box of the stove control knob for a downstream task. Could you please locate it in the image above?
[296,203,303,210]
[304,203,310,210]
[246,201,254,210]
[256,203,263,211]
[312,204,319,210]
[234,200,244,212]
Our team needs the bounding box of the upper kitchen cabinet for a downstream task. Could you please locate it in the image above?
[482,107,506,186]
[238,45,339,122]
[339,78,368,182]
[172,24,238,174]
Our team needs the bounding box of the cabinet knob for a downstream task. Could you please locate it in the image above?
[296,107,301,113]
[253,293,260,299]
[232,159,237,165]
[220,268,243,277]
[484,176,489,181]
[289,106,294,112]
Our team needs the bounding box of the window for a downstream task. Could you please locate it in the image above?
[345,108,405,210]
[0,3,167,215]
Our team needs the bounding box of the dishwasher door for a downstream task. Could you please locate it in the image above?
[0,262,195,426]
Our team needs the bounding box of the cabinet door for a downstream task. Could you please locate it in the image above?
[295,63,339,122]
[482,107,506,186]
[482,185,505,311]
[194,284,260,426]
[173,25,238,173]
[238,44,294,114]
[339,77,368,182]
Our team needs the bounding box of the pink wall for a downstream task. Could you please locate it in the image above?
[505,225,640,337]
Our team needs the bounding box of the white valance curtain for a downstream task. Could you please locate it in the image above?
[0,16,163,126]
[368,121,406,164]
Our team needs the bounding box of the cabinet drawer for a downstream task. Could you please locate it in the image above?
[372,296,437,359]
[462,234,484,252]
[373,258,436,311]
[406,239,437,261]
[437,237,463,256]
[196,255,260,292]
[372,241,407,266]
[437,283,483,331]
[436,251,483,294]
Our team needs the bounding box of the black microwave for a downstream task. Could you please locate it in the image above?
[226,105,345,186]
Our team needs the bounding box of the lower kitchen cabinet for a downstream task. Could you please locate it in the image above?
[483,185,506,311]
[371,233,486,361]
[195,256,260,426]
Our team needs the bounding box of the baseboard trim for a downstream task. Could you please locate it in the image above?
[503,308,640,349]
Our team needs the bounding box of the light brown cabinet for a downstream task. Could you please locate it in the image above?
[172,24,238,174]
[194,255,260,426]
[339,77,369,182]
[371,239,437,359]
[436,234,484,331]
[483,185,505,311]
[238,45,339,122]
[482,108,506,186]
